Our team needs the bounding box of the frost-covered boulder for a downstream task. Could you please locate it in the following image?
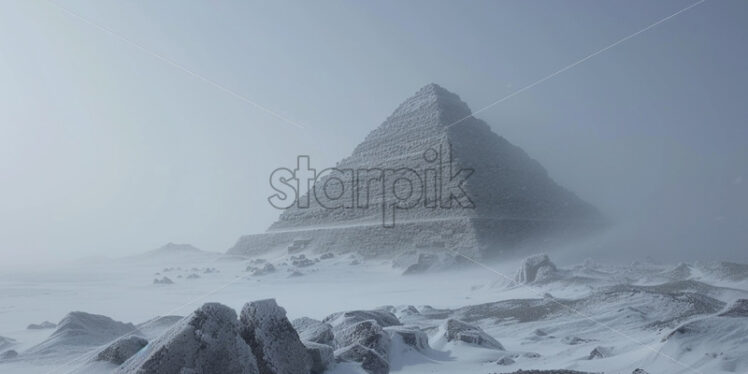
[332,320,391,358]
[439,319,504,350]
[324,309,401,333]
[95,336,148,365]
[27,321,56,330]
[239,299,311,374]
[117,303,258,374]
[303,341,335,374]
[26,312,137,356]
[384,326,429,351]
[632,369,650,374]
[393,305,420,320]
[515,254,558,284]
[335,344,389,374]
[292,317,334,345]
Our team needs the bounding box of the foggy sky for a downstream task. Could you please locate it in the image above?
[1,0,746,267]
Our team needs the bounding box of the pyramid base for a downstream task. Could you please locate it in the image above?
[227,217,597,260]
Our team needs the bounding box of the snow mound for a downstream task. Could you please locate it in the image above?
[26,311,138,356]
[239,298,311,374]
[0,336,16,351]
[135,315,183,339]
[118,303,258,374]
[334,343,389,374]
[660,307,748,373]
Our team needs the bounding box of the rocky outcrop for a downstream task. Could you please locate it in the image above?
[117,303,258,374]
[94,336,148,365]
[439,319,504,350]
[292,317,334,345]
[515,254,558,284]
[303,341,335,374]
[239,299,311,374]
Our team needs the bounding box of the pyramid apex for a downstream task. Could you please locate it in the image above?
[390,83,471,121]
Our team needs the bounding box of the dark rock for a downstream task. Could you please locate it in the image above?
[26,312,137,356]
[332,320,390,358]
[239,299,311,374]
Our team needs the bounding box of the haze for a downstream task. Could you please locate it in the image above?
[1,0,746,268]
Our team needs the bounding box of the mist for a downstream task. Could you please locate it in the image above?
[1,0,747,268]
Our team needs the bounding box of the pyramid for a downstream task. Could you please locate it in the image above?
[228,84,602,259]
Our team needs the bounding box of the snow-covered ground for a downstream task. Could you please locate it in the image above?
[0,248,746,374]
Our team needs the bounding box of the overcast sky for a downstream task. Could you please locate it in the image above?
[1,0,746,267]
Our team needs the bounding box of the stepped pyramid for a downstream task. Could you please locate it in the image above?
[229,84,602,259]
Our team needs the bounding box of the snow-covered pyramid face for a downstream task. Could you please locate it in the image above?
[230,84,602,258]
[271,83,600,229]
